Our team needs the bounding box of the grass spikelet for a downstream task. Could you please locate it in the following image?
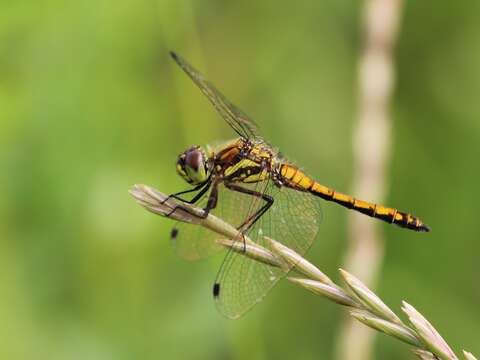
[130,184,476,360]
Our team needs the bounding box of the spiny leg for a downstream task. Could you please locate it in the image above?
[165,180,212,218]
[224,182,274,252]
[201,179,220,218]
[162,181,209,205]
[167,179,222,220]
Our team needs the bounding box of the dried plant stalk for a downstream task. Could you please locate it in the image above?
[341,0,406,358]
[130,184,476,360]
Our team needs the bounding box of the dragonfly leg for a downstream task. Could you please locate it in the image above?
[199,179,220,218]
[166,180,221,219]
[165,181,212,218]
[169,180,220,219]
[162,181,210,205]
[224,182,274,252]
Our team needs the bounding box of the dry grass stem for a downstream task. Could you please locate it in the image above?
[350,309,420,347]
[342,0,406,357]
[130,184,475,360]
[402,302,458,360]
[288,278,357,307]
[339,269,402,325]
[463,351,478,360]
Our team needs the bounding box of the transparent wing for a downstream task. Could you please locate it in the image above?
[213,181,323,319]
[170,51,261,141]
[171,181,265,261]
[170,190,222,261]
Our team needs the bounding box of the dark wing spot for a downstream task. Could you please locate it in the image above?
[170,51,178,61]
[170,228,178,239]
[213,283,220,297]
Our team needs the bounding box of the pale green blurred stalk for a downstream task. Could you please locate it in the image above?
[340,0,405,358]
[129,184,476,360]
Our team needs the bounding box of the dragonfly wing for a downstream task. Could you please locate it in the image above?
[171,190,222,261]
[213,181,323,319]
[171,181,264,261]
[170,52,261,141]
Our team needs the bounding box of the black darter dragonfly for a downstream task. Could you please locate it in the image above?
[167,51,430,319]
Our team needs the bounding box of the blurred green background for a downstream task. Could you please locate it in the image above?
[1,1,479,359]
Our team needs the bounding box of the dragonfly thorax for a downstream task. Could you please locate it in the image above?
[176,145,211,185]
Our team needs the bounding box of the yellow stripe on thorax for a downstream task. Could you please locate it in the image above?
[224,158,269,183]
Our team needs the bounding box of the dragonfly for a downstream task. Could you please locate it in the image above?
[167,51,430,319]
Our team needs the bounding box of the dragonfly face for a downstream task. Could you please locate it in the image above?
[176,145,211,185]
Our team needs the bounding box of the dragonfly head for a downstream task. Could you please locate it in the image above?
[176,146,211,185]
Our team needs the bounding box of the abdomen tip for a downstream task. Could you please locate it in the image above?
[419,223,431,232]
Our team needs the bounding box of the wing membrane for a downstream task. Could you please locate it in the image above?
[171,190,222,261]
[171,181,265,261]
[171,176,322,318]
[213,181,323,319]
[170,52,260,141]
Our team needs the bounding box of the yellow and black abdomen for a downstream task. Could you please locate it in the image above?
[279,163,430,232]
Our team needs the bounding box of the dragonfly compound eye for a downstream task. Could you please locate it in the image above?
[177,146,210,185]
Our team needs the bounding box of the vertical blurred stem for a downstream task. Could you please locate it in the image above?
[335,1,405,360]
